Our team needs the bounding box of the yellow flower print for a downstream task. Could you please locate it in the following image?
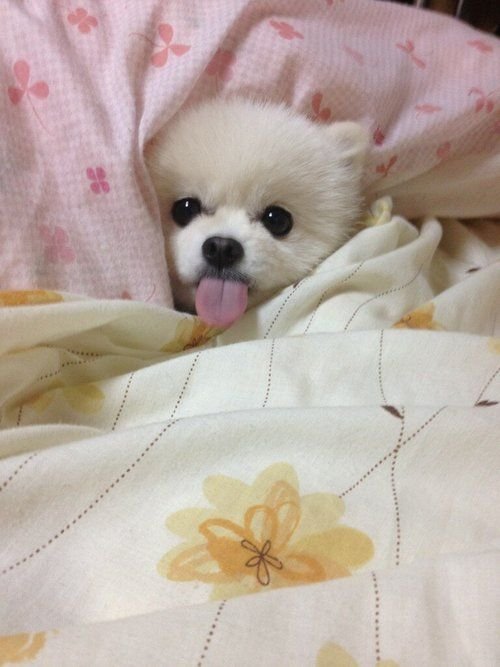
[488,338,500,354]
[61,384,105,414]
[393,302,443,330]
[162,318,220,353]
[0,632,46,664]
[317,642,358,667]
[26,382,105,415]
[316,642,398,667]
[158,463,374,600]
[0,290,62,307]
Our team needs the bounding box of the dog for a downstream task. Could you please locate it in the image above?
[146,97,368,328]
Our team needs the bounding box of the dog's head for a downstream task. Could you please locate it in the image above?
[146,98,368,327]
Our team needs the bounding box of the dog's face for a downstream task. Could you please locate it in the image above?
[146,98,368,327]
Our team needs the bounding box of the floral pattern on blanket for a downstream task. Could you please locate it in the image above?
[0,290,63,307]
[158,463,374,599]
[489,338,500,354]
[393,302,443,330]
[0,632,47,664]
[161,318,220,353]
[316,642,399,667]
[26,382,105,415]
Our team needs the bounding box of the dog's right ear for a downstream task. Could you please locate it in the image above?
[323,121,369,172]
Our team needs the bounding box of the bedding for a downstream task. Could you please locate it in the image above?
[1,0,500,665]
[1,199,499,665]
[1,0,499,302]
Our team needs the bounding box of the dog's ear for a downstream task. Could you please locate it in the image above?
[323,121,369,171]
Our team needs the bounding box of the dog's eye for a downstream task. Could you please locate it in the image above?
[171,198,202,226]
[260,206,293,237]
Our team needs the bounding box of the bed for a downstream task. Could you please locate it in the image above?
[1,1,499,665]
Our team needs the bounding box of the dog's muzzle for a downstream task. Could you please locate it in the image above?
[202,236,244,270]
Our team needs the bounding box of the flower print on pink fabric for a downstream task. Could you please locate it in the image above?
[467,40,493,54]
[7,60,50,132]
[121,285,156,301]
[468,88,496,113]
[150,24,190,68]
[436,141,451,161]
[87,167,110,194]
[206,49,236,83]
[311,93,331,122]
[396,40,426,69]
[373,126,385,146]
[7,61,49,105]
[343,45,364,65]
[130,23,190,68]
[38,225,76,264]
[67,8,98,33]
[415,103,442,117]
[376,155,397,177]
[269,20,303,40]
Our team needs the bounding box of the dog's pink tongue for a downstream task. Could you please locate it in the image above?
[195,278,248,328]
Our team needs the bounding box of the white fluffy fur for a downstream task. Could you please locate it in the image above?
[146,97,368,312]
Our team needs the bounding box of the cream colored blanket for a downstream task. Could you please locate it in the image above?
[1,200,499,666]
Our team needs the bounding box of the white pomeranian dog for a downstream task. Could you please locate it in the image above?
[146,97,368,328]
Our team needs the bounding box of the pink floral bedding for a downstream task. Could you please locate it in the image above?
[1,0,499,303]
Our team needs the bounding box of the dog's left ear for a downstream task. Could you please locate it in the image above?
[324,121,369,172]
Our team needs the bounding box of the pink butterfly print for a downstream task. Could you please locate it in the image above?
[269,20,303,40]
[7,60,50,132]
[467,40,493,54]
[38,225,76,264]
[373,126,385,146]
[150,24,190,68]
[415,103,442,117]
[206,49,236,83]
[343,45,364,65]
[375,155,397,177]
[67,8,98,33]
[436,141,451,161]
[468,87,496,113]
[396,40,426,69]
[311,93,331,122]
[86,167,110,194]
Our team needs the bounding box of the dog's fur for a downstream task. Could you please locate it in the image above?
[146,97,368,318]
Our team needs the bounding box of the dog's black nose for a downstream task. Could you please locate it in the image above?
[202,236,244,269]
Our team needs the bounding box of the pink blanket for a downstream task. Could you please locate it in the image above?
[1,0,499,304]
